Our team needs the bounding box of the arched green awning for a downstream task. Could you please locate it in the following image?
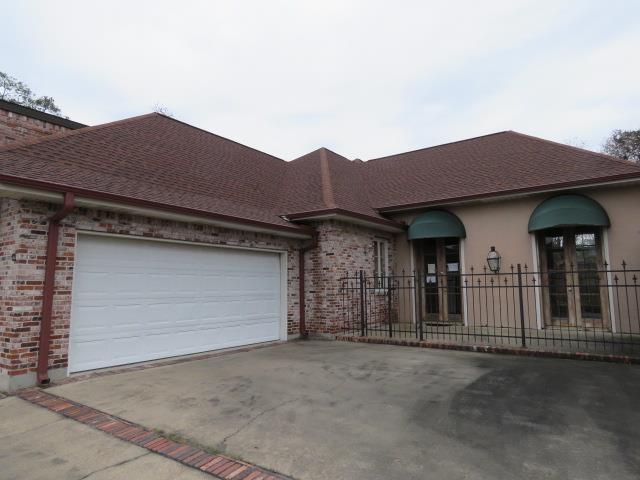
[528,194,610,232]
[408,210,466,240]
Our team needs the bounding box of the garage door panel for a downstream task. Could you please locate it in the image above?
[72,340,107,368]
[69,235,282,372]
[75,271,111,293]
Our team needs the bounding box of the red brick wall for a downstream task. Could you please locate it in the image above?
[1,198,396,386]
[0,198,304,381]
[0,107,74,146]
[304,220,395,335]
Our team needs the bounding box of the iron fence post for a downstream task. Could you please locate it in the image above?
[359,270,366,337]
[417,274,424,341]
[517,263,527,348]
[387,276,393,338]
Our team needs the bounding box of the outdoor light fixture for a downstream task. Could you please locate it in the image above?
[487,246,501,273]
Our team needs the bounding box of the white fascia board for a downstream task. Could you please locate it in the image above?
[0,183,64,203]
[0,183,310,240]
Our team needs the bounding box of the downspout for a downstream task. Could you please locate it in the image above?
[37,192,75,384]
[298,230,318,338]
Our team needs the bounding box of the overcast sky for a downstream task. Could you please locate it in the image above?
[3,1,639,160]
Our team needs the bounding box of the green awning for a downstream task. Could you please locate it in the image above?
[528,194,610,232]
[408,210,466,240]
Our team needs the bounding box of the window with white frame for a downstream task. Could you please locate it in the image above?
[373,239,389,289]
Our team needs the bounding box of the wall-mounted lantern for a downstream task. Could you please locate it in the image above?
[487,246,501,273]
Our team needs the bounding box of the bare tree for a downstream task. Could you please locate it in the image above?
[602,129,640,163]
[152,103,174,117]
[564,137,587,149]
[0,71,62,115]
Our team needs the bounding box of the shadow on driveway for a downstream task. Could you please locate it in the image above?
[49,341,640,480]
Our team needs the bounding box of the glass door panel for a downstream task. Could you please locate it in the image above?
[422,239,439,321]
[575,232,603,322]
[540,228,605,328]
[543,233,568,322]
[444,238,462,321]
[419,238,462,324]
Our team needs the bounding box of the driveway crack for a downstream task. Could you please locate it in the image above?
[219,397,301,448]
[0,418,65,439]
[76,451,150,479]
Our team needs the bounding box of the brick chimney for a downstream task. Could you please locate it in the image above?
[0,99,86,146]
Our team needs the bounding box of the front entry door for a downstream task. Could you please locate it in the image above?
[419,237,462,324]
[539,228,608,328]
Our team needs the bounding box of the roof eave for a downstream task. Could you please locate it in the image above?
[0,175,313,240]
[376,174,640,214]
[286,208,406,233]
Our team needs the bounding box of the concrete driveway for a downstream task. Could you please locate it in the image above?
[0,396,209,480]
[46,341,639,480]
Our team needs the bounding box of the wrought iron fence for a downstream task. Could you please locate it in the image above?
[339,263,640,357]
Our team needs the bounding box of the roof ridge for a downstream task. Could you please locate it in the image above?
[155,113,286,163]
[0,112,156,153]
[289,146,348,163]
[0,112,287,164]
[364,131,513,163]
[508,131,640,169]
[320,146,352,162]
[319,147,337,208]
[289,147,319,162]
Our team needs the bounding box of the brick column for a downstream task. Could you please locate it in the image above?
[304,220,396,336]
[0,198,74,390]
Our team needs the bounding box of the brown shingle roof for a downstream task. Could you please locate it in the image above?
[283,147,383,219]
[1,115,638,233]
[0,114,297,231]
[362,131,640,211]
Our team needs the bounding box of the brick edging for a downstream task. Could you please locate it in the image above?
[17,389,292,480]
[335,335,640,364]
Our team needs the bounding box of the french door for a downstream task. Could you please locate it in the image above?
[417,237,462,324]
[538,228,609,328]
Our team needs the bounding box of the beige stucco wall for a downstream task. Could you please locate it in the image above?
[392,183,640,275]
[390,183,640,331]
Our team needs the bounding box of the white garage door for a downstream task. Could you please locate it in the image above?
[69,234,283,372]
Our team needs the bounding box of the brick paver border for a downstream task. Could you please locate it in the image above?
[335,334,639,364]
[17,389,292,480]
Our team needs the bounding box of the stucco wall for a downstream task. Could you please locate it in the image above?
[390,184,640,330]
[392,183,640,275]
[0,197,304,389]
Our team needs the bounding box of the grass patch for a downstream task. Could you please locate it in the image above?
[153,429,223,456]
[151,428,295,479]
